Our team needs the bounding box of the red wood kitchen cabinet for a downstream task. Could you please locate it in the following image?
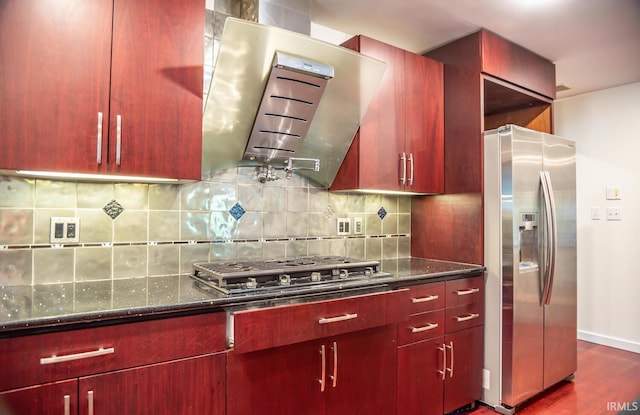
[227,290,410,415]
[0,0,203,180]
[412,29,555,265]
[396,277,484,415]
[331,35,444,194]
[0,312,226,415]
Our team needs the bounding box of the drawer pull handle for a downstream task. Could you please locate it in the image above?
[330,341,338,388]
[412,294,439,303]
[411,323,439,333]
[455,313,480,322]
[456,288,480,296]
[64,395,70,415]
[319,345,326,392]
[40,347,115,365]
[88,390,94,415]
[318,313,358,324]
[437,344,446,380]
[446,341,454,377]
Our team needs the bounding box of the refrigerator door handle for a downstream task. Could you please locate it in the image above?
[540,171,557,306]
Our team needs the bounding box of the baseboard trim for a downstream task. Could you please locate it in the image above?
[578,330,640,354]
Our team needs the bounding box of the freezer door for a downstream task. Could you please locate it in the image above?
[542,134,577,388]
[501,128,545,407]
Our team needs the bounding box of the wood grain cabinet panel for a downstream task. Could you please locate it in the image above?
[0,0,203,180]
[0,311,227,415]
[331,35,444,194]
[396,278,484,415]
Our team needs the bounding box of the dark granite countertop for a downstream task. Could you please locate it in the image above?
[0,258,484,336]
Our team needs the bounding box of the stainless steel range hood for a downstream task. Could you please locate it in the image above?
[202,18,386,188]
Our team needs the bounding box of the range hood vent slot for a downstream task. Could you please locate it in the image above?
[244,52,333,163]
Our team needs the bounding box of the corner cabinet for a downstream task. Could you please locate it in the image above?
[0,0,203,180]
[396,277,484,414]
[0,313,226,415]
[330,35,444,194]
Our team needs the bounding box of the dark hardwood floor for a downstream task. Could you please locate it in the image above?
[471,340,640,415]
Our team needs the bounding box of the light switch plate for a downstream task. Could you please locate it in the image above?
[590,207,600,220]
[606,207,622,221]
[353,217,363,234]
[606,186,622,200]
[50,217,80,243]
[336,218,351,235]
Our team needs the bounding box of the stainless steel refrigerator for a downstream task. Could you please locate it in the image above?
[482,125,577,414]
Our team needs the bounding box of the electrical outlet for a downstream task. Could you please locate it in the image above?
[336,218,351,235]
[483,369,490,390]
[354,217,363,234]
[50,217,80,243]
[606,207,622,221]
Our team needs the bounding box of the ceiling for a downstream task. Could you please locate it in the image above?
[310,0,640,99]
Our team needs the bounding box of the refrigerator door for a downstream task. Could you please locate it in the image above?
[501,126,545,407]
[542,133,577,388]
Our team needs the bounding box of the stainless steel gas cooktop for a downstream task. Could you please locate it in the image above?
[191,256,390,296]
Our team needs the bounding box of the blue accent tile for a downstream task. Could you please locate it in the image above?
[103,199,125,220]
[229,202,246,220]
[377,206,387,220]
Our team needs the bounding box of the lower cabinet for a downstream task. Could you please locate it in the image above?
[0,313,227,415]
[227,324,398,415]
[397,277,484,415]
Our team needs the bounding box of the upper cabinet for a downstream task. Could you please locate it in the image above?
[0,0,203,180]
[330,35,444,194]
[411,29,556,265]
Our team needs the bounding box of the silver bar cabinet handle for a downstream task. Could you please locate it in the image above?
[446,341,454,378]
[408,152,414,185]
[411,323,438,333]
[64,395,70,415]
[87,390,94,415]
[40,347,115,365]
[400,152,406,185]
[96,112,103,164]
[455,313,480,322]
[456,288,479,296]
[437,344,446,380]
[331,341,337,388]
[412,294,438,303]
[116,114,122,165]
[318,313,357,324]
[319,345,326,392]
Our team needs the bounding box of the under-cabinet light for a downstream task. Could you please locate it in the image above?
[13,170,181,183]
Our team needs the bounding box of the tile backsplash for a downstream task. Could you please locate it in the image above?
[0,169,411,286]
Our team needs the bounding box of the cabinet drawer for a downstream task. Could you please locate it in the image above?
[232,289,410,354]
[445,276,484,307]
[407,282,445,314]
[398,309,445,346]
[445,302,484,333]
[0,312,225,392]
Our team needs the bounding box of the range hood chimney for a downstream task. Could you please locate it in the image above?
[201,15,385,188]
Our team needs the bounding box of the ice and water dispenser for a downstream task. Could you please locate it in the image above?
[518,212,539,270]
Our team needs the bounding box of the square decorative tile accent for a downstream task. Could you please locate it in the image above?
[103,199,125,220]
[229,202,246,220]
[377,206,387,220]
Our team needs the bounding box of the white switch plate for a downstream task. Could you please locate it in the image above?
[590,207,600,220]
[336,218,351,235]
[606,186,622,200]
[606,207,622,221]
[353,217,363,234]
[482,369,490,390]
[50,217,80,243]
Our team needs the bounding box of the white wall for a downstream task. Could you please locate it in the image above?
[554,82,640,353]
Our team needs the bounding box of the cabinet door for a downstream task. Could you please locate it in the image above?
[109,0,203,179]
[443,326,483,413]
[326,325,397,415]
[397,338,444,415]
[0,379,77,415]
[0,0,113,173]
[78,353,226,415]
[227,341,326,415]
[404,52,444,193]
